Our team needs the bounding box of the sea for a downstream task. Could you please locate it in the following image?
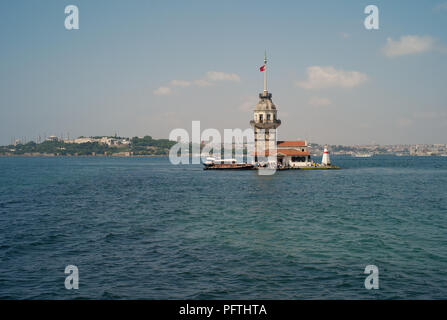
[0,155,446,299]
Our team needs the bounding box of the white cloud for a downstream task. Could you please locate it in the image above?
[153,86,172,96]
[296,66,367,89]
[169,80,191,87]
[154,71,240,95]
[434,2,447,11]
[382,35,435,57]
[205,71,240,82]
[193,79,212,87]
[308,96,332,107]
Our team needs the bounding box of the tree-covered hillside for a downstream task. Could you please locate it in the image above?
[0,136,177,156]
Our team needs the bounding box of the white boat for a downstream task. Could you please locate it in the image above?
[352,153,374,158]
[204,157,238,165]
[352,153,373,158]
[203,157,254,170]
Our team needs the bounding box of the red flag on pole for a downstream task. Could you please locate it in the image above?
[260,65,265,72]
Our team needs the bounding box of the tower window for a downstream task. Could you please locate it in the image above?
[267,114,271,121]
[259,114,263,122]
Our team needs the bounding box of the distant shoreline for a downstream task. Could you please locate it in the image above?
[1,154,447,158]
[0,154,168,158]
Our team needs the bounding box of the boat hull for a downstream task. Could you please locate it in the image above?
[203,164,255,170]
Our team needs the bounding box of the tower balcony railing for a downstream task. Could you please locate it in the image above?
[259,92,272,99]
[250,119,281,129]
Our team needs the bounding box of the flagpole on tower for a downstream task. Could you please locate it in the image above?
[264,50,267,93]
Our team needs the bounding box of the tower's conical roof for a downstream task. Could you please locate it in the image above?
[255,92,276,110]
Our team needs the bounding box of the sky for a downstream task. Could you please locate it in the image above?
[1,0,447,145]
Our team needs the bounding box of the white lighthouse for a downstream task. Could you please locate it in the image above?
[321,145,331,166]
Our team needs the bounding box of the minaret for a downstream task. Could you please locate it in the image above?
[250,52,281,163]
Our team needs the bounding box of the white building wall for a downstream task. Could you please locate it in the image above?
[287,156,312,167]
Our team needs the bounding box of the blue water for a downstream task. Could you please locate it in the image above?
[0,156,446,299]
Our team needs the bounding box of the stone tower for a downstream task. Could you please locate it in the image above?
[250,53,281,163]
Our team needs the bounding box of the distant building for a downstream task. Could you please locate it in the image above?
[65,137,95,144]
[46,135,59,142]
[277,140,312,167]
[64,136,130,146]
